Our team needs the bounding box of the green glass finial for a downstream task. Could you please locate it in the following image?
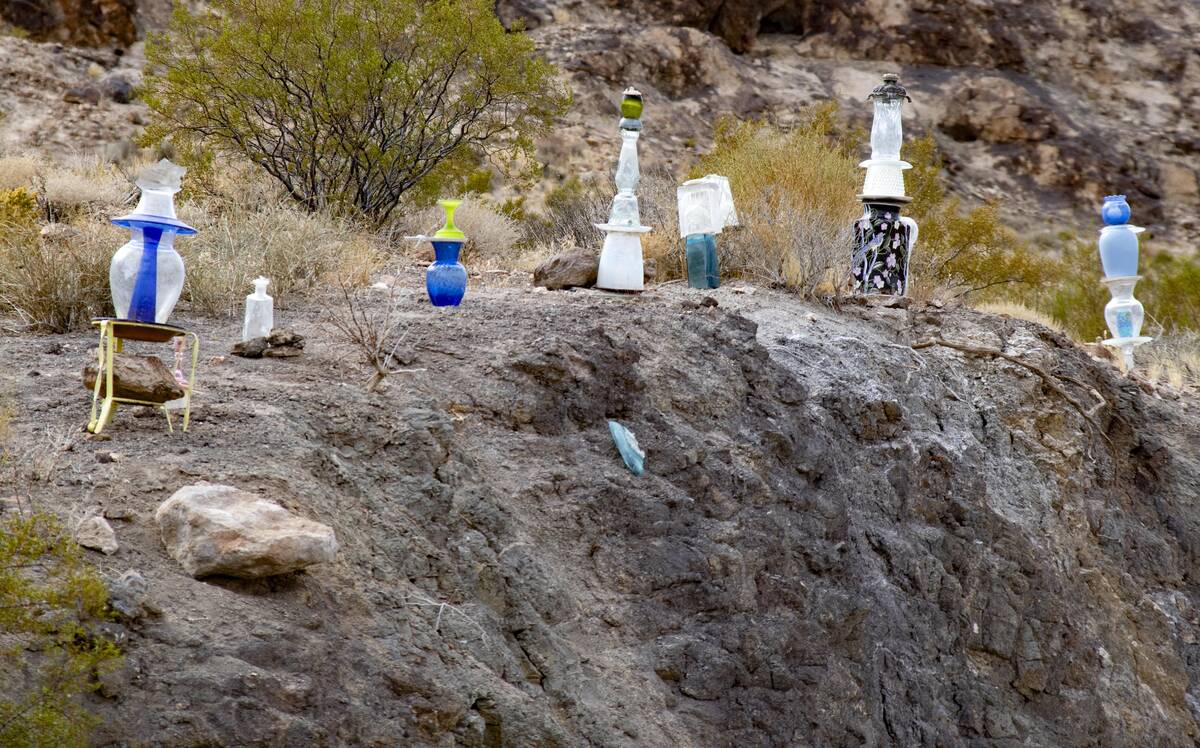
[433,199,465,241]
[620,87,643,120]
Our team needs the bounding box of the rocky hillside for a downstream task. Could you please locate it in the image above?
[503,0,1200,249]
[3,272,1200,745]
[1,0,1196,248]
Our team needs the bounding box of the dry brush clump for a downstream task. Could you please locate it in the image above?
[688,107,862,295]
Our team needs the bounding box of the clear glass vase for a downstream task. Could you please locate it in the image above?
[109,225,186,323]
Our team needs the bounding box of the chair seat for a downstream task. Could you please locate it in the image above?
[91,317,189,343]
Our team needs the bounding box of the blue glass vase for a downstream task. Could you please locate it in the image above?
[426,240,467,306]
[1101,195,1131,226]
[685,234,719,289]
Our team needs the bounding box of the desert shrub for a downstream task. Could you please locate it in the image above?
[686,106,861,294]
[0,511,121,747]
[0,187,39,226]
[1141,251,1200,333]
[182,201,385,317]
[143,0,571,223]
[904,136,1056,302]
[1143,333,1200,390]
[972,301,1064,332]
[1046,238,1200,340]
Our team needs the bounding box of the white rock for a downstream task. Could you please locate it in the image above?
[155,483,338,579]
[76,515,119,554]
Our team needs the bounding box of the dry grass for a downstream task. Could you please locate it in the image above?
[182,199,384,317]
[973,301,1065,332]
[391,200,522,269]
[0,154,43,191]
[1142,333,1200,391]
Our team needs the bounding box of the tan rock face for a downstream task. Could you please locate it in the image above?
[82,352,184,403]
[155,483,339,579]
[0,0,137,47]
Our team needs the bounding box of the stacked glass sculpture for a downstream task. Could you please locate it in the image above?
[677,175,738,289]
[596,88,652,291]
[1098,195,1151,369]
[109,159,195,324]
[852,74,918,296]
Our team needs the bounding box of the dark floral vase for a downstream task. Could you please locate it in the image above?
[852,202,913,295]
[426,240,467,306]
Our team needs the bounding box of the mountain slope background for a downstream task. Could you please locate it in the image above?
[1,0,1197,248]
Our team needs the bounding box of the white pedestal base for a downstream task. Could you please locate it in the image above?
[596,225,650,291]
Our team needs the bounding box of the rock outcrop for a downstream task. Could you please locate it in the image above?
[155,483,339,579]
[1,279,1193,745]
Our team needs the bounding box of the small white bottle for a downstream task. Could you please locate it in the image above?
[242,276,273,341]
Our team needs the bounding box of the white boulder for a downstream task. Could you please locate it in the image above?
[155,483,338,579]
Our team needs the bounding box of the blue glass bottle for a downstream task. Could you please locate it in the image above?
[425,199,467,307]
[685,233,719,289]
[427,240,467,307]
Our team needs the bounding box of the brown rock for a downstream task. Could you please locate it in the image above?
[262,345,303,358]
[267,329,305,347]
[63,85,101,105]
[232,337,268,358]
[533,249,599,290]
[82,354,184,403]
[939,77,1057,144]
[1,0,137,47]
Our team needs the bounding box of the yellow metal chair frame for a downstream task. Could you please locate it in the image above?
[87,318,199,435]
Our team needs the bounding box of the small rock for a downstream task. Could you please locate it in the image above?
[644,258,657,283]
[155,483,339,579]
[107,569,157,621]
[533,249,599,290]
[104,506,136,521]
[262,345,303,358]
[100,74,134,104]
[63,85,102,105]
[86,62,104,78]
[83,353,185,403]
[75,515,119,554]
[231,337,268,358]
[267,329,304,347]
[40,223,81,243]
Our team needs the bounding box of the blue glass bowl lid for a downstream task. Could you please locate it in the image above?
[111,213,197,235]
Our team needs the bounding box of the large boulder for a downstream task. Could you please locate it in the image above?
[83,353,185,403]
[154,483,338,579]
[533,248,599,290]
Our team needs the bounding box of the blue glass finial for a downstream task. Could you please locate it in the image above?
[1101,195,1131,226]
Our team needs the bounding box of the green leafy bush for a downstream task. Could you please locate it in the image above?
[143,0,571,223]
[904,136,1056,302]
[0,512,121,747]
